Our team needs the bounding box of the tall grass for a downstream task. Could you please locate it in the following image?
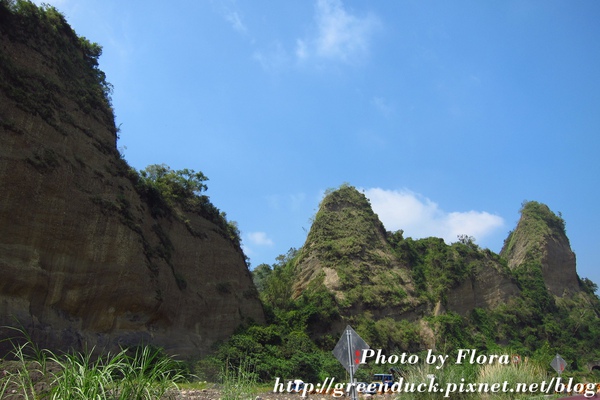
[49,349,119,400]
[2,340,48,399]
[219,358,258,400]
[476,361,549,400]
[397,360,479,400]
[0,328,187,400]
[114,346,187,400]
[0,377,8,398]
[393,358,553,400]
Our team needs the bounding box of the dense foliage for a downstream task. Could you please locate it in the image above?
[208,188,600,384]
[3,2,598,388]
[198,249,346,383]
[0,0,115,132]
[134,164,242,247]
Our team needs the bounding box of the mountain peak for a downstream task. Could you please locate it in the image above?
[302,184,388,262]
[292,184,416,313]
[501,201,580,296]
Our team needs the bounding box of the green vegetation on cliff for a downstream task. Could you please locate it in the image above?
[295,184,412,310]
[3,1,599,388]
[298,184,388,265]
[209,185,600,383]
[0,0,114,132]
[135,164,242,247]
[502,200,567,260]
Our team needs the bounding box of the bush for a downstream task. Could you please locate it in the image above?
[135,164,243,246]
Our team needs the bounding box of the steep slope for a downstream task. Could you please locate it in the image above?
[293,185,418,314]
[500,201,580,296]
[0,3,263,358]
[246,185,600,361]
[221,188,599,379]
[293,185,519,321]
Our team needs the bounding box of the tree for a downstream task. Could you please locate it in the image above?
[252,264,272,293]
[138,164,208,205]
[260,249,298,310]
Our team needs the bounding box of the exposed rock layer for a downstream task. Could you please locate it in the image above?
[500,201,580,296]
[443,256,520,315]
[294,187,582,328]
[293,186,521,321]
[0,5,264,358]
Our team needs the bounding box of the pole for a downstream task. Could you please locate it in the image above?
[346,328,357,400]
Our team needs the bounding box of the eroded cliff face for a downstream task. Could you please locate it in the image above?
[0,4,263,358]
[292,186,416,308]
[442,255,520,315]
[292,185,520,322]
[500,201,580,297]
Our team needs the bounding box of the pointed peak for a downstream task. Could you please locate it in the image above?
[319,184,372,211]
[501,200,579,296]
[501,201,569,260]
[307,184,386,255]
[293,184,413,308]
[518,200,567,237]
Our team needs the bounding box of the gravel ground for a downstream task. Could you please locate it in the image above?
[167,387,395,400]
[1,358,394,400]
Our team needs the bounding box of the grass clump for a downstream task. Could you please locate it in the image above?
[0,328,187,399]
[219,359,258,400]
[476,361,548,399]
[393,358,560,400]
[398,359,478,400]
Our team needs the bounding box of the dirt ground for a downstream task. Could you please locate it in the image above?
[167,387,394,400]
[0,359,390,400]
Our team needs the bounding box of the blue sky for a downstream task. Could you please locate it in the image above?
[36,1,600,288]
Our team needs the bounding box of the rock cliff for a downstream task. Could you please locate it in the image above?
[292,185,520,321]
[292,186,586,325]
[293,185,415,304]
[441,254,520,315]
[500,201,581,296]
[0,3,264,358]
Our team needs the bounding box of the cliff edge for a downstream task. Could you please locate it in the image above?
[0,2,264,358]
[500,201,580,297]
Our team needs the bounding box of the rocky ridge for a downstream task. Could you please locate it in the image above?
[290,185,586,340]
[0,1,594,364]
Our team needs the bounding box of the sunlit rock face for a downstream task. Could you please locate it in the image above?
[0,5,264,358]
[501,201,580,297]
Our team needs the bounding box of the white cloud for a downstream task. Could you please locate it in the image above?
[297,0,381,63]
[363,188,504,244]
[225,11,247,35]
[246,231,274,247]
[211,0,249,37]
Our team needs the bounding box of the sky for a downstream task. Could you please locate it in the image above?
[33,0,600,288]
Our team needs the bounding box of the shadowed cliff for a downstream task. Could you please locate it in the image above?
[0,2,264,358]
